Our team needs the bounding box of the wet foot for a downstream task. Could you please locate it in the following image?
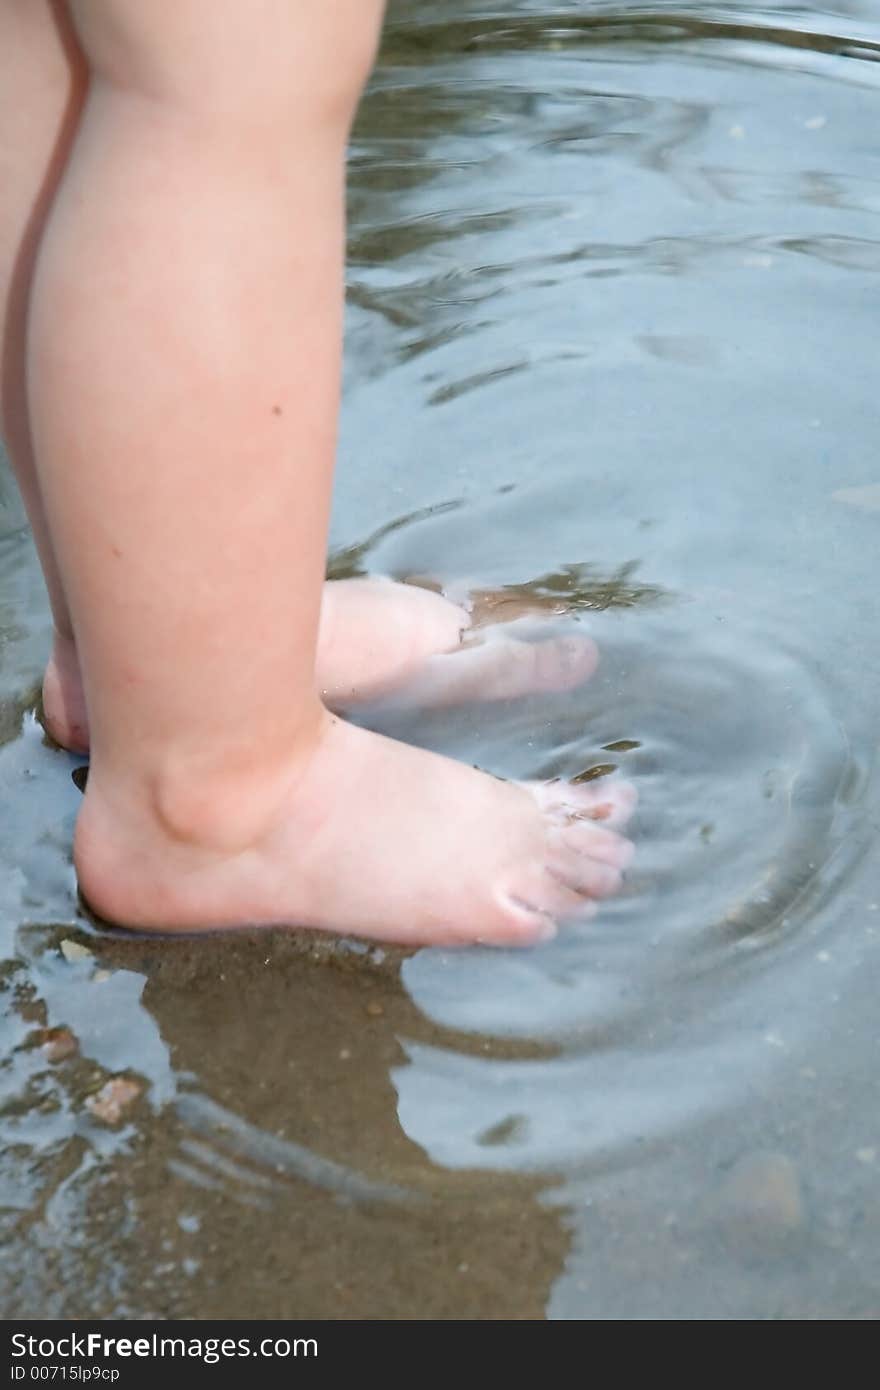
[41,577,599,752]
[75,710,636,947]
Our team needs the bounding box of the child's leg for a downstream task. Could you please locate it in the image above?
[0,0,89,747]
[0,4,595,758]
[0,2,561,753]
[29,0,632,946]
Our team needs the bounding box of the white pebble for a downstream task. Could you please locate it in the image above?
[60,939,93,963]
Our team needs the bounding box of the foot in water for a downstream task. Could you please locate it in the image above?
[75,707,636,948]
[42,576,599,752]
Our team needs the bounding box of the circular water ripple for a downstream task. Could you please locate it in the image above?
[374,603,870,1172]
[334,2,880,1204]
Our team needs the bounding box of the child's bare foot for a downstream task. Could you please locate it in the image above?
[40,577,598,753]
[316,576,470,707]
[75,711,635,947]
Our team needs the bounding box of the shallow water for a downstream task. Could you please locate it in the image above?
[2,0,879,1319]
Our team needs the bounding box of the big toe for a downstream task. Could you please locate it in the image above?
[536,775,637,830]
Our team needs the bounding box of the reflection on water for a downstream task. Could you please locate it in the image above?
[2,0,880,1318]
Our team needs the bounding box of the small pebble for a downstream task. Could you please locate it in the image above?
[60,939,93,963]
[86,1076,142,1125]
[715,1150,805,1256]
[365,1001,384,1018]
[39,1027,78,1063]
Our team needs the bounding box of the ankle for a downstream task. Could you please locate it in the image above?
[89,703,330,858]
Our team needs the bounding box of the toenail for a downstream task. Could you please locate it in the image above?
[506,896,558,942]
[568,801,616,822]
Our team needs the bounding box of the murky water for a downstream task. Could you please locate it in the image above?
[2,0,879,1319]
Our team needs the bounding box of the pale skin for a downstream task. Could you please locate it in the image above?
[1,0,634,947]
